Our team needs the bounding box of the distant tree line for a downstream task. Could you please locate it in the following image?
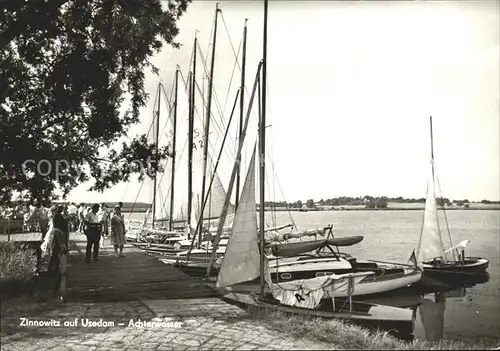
[262,196,499,209]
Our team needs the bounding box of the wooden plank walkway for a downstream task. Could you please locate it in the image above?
[66,234,220,303]
[0,232,42,242]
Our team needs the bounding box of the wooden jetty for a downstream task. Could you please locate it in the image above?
[66,247,218,302]
[49,234,247,319]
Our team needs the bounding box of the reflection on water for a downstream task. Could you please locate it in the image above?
[415,292,447,342]
[126,210,500,344]
[410,280,493,345]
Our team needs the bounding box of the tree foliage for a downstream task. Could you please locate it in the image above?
[0,0,190,203]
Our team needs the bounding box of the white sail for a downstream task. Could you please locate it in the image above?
[216,145,259,288]
[203,156,234,220]
[417,160,446,263]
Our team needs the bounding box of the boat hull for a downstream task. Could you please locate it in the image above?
[333,270,422,297]
[172,257,410,283]
[274,270,422,298]
[421,257,490,287]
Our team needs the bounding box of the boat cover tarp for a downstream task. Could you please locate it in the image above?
[264,226,324,243]
[269,236,364,257]
[270,272,371,309]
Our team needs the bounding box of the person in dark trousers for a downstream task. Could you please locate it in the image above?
[84,204,102,263]
[48,205,68,273]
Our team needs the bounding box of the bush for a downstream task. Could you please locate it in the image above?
[0,242,37,282]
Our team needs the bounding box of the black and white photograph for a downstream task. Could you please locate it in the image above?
[0,0,498,349]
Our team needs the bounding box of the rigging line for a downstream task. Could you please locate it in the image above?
[187,78,236,182]
[127,178,146,222]
[158,83,176,142]
[220,13,257,106]
[178,70,192,95]
[191,84,238,187]
[150,83,175,217]
[266,134,277,227]
[153,155,171,215]
[205,11,216,73]
[222,37,243,118]
[160,136,190,220]
[196,40,232,129]
[193,78,237,161]
[416,160,431,259]
[182,62,236,188]
[196,41,227,130]
[266,77,280,226]
[128,83,161,211]
[267,154,297,230]
[434,163,454,255]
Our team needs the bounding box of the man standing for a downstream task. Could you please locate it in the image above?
[84,204,102,263]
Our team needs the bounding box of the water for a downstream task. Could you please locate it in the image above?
[125,209,500,345]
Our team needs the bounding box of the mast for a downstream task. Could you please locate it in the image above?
[259,0,268,296]
[186,89,240,262]
[192,33,198,240]
[152,83,161,227]
[199,4,220,242]
[206,61,263,276]
[236,19,248,211]
[169,68,179,231]
[430,116,455,261]
[430,116,434,162]
[187,71,194,238]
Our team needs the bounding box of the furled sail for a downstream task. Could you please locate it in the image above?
[216,145,259,288]
[417,160,446,263]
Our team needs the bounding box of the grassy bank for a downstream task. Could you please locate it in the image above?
[250,310,489,350]
[0,242,37,298]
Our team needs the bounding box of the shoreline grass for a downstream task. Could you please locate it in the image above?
[0,242,37,281]
[0,242,37,299]
[249,309,493,350]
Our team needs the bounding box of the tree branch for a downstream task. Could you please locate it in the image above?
[0,0,70,50]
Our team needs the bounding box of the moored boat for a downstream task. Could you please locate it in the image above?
[416,117,489,286]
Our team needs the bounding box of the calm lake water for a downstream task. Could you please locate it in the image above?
[127,209,500,346]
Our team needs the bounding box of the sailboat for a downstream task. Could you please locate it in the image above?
[127,25,237,250]
[416,117,489,286]
[167,8,337,277]
[219,139,414,337]
[214,1,417,340]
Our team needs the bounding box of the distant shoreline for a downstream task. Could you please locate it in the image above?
[255,207,500,212]
[123,206,500,214]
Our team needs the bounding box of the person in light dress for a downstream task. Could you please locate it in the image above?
[110,205,126,258]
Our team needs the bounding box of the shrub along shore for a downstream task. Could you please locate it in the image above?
[250,310,490,350]
[0,242,38,298]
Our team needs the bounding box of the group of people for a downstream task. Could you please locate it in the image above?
[82,202,126,262]
[0,200,128,264]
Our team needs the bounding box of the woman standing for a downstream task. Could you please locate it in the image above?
[110,205,126,258]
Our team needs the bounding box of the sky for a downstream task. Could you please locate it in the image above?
[67,0,500,204]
